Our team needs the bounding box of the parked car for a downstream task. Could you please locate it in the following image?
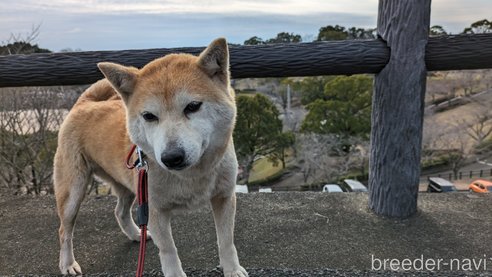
[322,184,344,193]
[235,184,249,193]
[468,179,492,193]
[343,179,368,192]
[427,177,457,193]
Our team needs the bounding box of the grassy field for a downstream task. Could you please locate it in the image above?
[248,156,283,183]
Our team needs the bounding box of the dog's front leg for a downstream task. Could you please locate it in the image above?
[149,207,186,277]
[211,194,248,277]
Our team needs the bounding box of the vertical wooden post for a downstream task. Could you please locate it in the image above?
[369,0,431,218]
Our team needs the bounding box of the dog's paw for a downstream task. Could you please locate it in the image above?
[163,270,187,277]
[224,266,248,277]
[60,260,82,275]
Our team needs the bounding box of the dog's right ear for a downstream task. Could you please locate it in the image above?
[198,38,230,87]
[97,62,138,101]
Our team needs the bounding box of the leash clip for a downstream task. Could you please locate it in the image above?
[126,145,148,172]
[135,146,149,172]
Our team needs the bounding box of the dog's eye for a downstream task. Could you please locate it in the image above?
[184,101,202,115]
[142,112,158,122]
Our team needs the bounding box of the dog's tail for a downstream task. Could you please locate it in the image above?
[75,79,120,105]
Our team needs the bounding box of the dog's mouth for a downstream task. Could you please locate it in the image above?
[166,163,189,171]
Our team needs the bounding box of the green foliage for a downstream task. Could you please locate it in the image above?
[301,75,373,138]
[243,32,302,45]
[346,27,376,39]
[430,25,448,36]
[244,36,265,45]
[234,94,281,158]
[317,25,375,41]
[269,131,295,168]
[234,94,294,183]
[463,19,492,34]
[0,42,51,55]
[295,76,335,105]
[317,25,348,41]
[265,32,302,44]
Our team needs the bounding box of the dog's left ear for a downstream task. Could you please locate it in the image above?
[97,62,138,102]
[198,38,230,86]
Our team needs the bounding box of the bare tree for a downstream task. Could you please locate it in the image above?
[296,134,331,184]
[432,123,474,179]
[1,24,42,55]
[481,69,492,91]
[0,87,69,194]
[295,134,369,185]
[462,104,492,145]
[0,25,84,195]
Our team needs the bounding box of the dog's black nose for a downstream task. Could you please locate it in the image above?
[161,149,186,170]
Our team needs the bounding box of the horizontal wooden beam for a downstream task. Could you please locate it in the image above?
[0,40,388,87]
[425,34,492,71]
[0,34,491,87]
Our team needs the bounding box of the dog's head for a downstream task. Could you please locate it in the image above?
[98,38,235,175]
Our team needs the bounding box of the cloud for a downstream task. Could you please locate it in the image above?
[3,0,378,16]
[1,0,490,51]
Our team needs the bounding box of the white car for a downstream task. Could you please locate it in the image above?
[235,184,249,193]
[322,184,344,193]
[343,179,368,192]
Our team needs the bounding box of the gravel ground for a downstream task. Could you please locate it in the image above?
[11,268,492,277]
[2,192,492,276]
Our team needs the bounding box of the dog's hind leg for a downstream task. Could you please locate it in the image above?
[111,183,150,241]
[54,151,91,275]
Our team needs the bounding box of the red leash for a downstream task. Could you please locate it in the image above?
[126,145,149,277]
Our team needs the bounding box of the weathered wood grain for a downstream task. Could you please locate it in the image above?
[368,0,431,218]
[0,33,491,87]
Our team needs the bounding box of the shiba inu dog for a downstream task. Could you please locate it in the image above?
[53,38,247,277]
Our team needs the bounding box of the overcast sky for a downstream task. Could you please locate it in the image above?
[0,0,490,52]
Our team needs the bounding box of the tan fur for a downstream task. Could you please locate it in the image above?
[54,38,247,277]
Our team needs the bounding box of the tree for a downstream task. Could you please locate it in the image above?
[244,32,302,46]
[244,36,265,45]
[463,19,492,34]
[0,24,50,55]
[347,27,376,39]
[430,25,448,36]
[295,133,369,185]
[234,94,292,184]
[269,131,295,169]
[0,25,81,195]
[301,75,373,138]
[317,25,348,41]
[461,100,492,145]
[0,88,67,194]
[317,25,375,41]
[265,32,302,44]
[295,76,335,105]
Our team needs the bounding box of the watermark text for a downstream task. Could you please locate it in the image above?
[371,254,492,271]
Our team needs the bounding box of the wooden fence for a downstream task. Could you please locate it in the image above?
[1,0,492,218]
[1,34,491,87]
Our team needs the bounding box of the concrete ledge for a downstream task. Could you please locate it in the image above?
[1,192,492,275]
